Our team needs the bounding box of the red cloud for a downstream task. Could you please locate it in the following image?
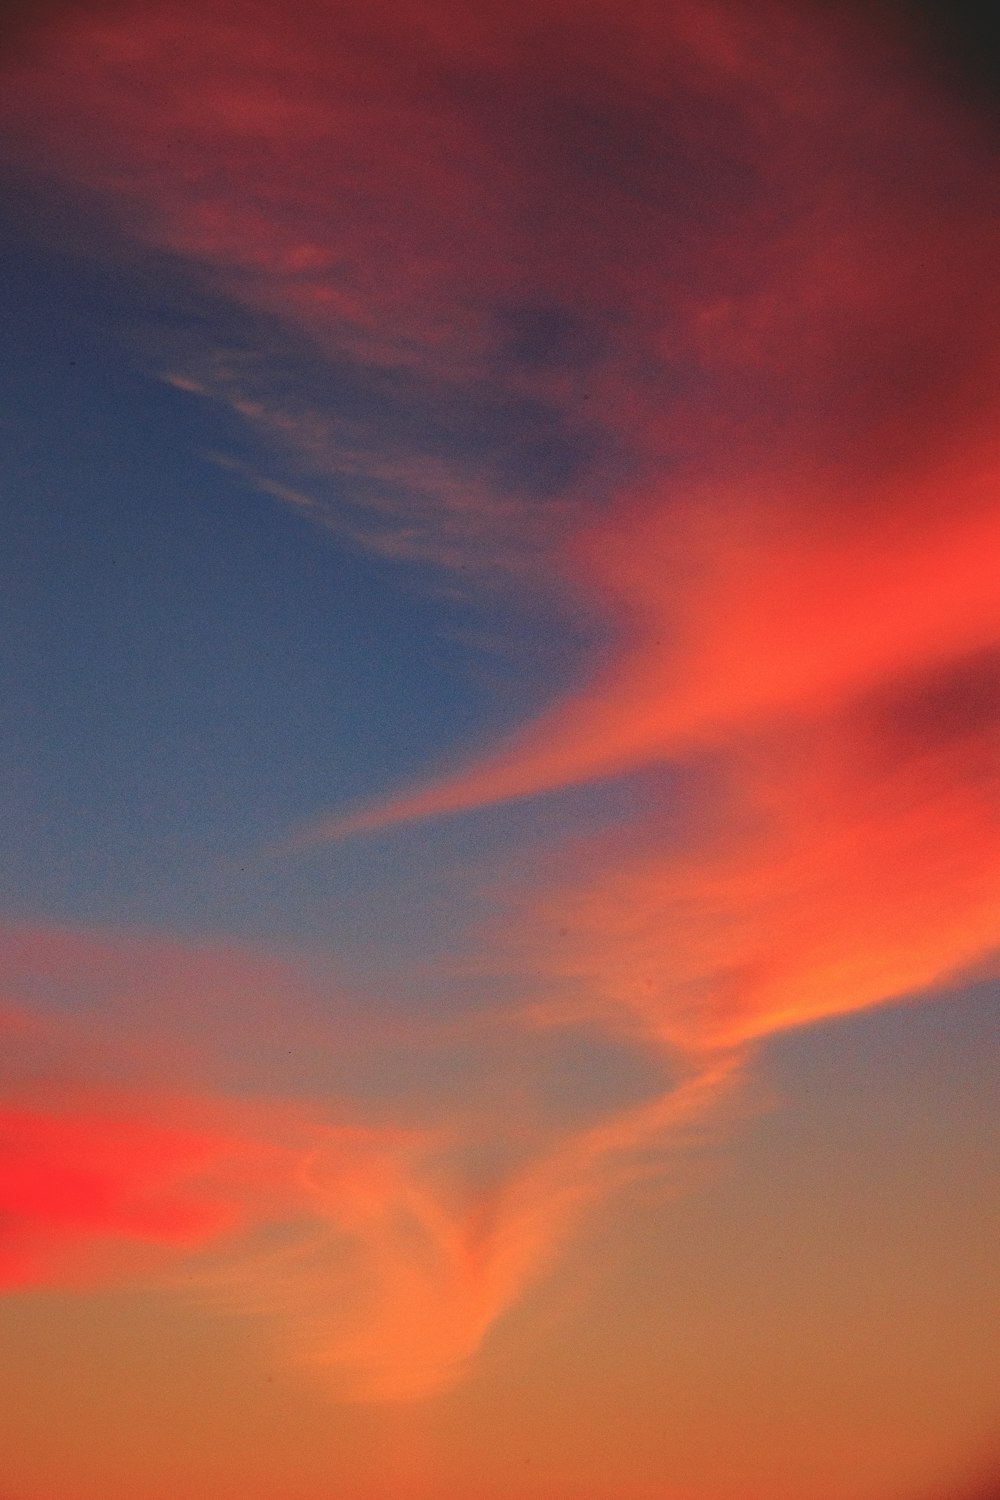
[312,454,1000,838]
[0,1097,247,1289]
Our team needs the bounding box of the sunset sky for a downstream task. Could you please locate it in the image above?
[1,2,998,1497]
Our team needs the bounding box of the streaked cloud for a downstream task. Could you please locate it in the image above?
[507,660,1000,1055]
[0,922,736,1398]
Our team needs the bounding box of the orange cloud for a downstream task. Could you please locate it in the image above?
[510,659,999,1056]
[208,1049,736,1400]
[0,923,734,1400]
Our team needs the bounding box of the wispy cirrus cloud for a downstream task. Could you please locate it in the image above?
[15,0,987,582]
[0,922,733,1399]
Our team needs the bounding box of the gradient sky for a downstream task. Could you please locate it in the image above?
[1,2,998,1498]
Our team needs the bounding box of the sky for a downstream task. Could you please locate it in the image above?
[0,1,998,1497]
